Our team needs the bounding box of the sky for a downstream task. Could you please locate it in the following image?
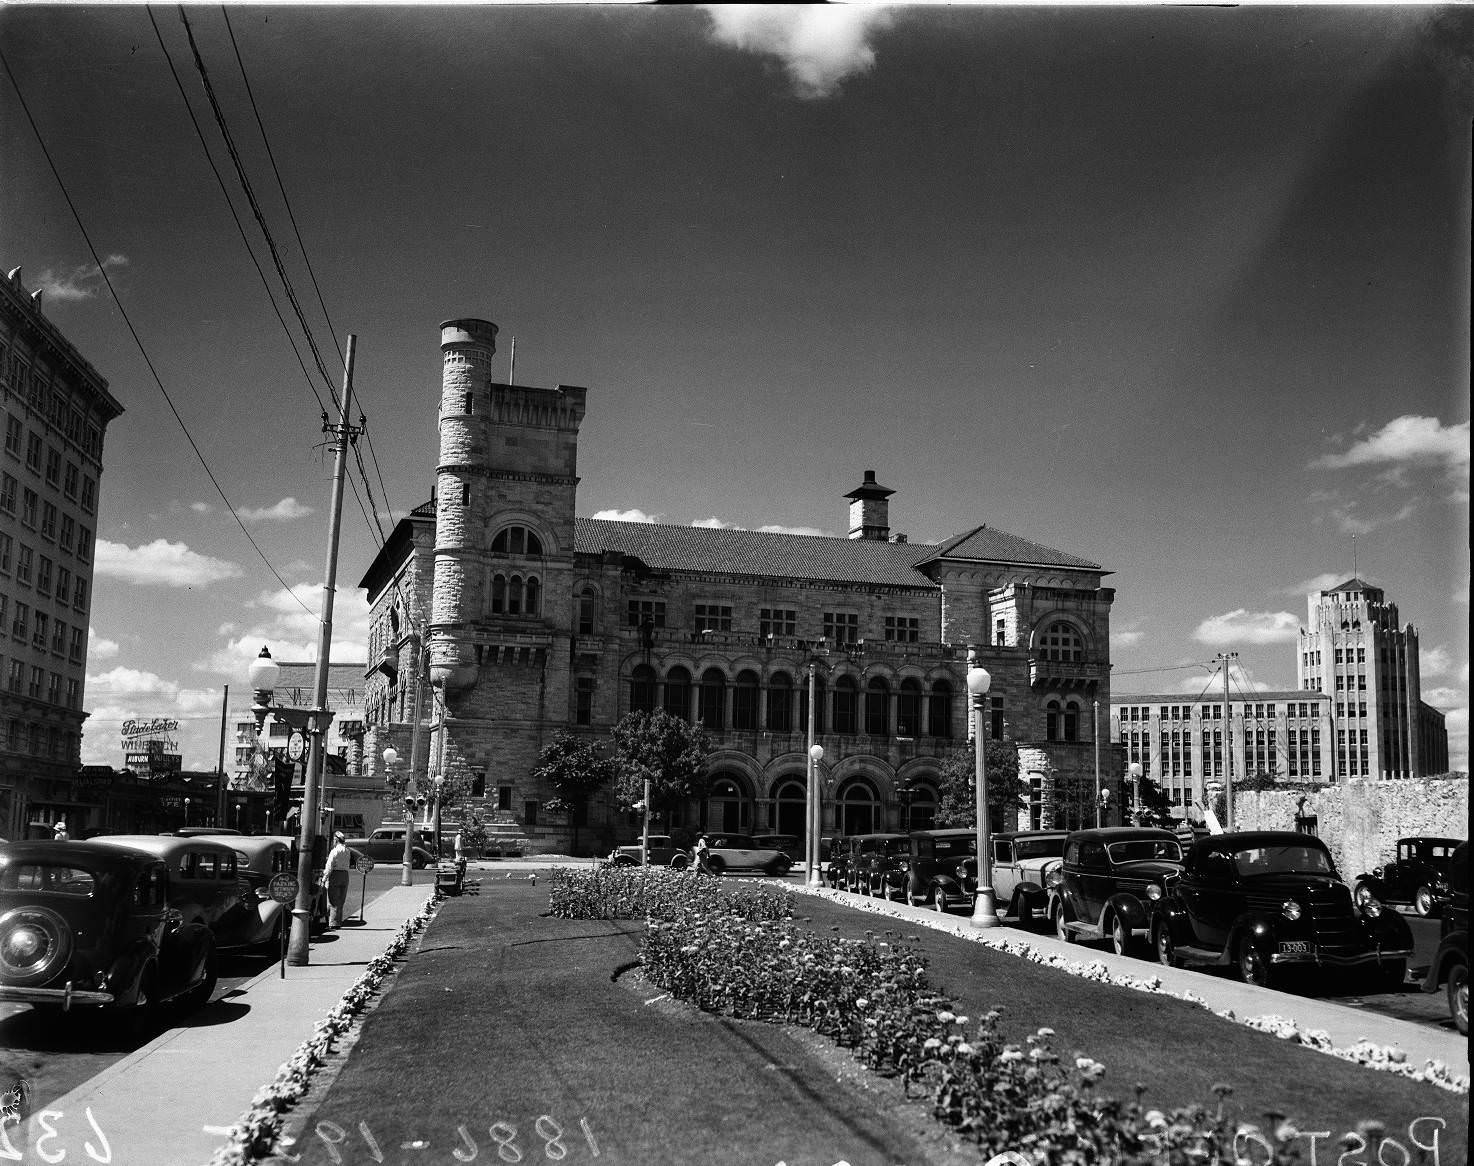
[1,3,1468,773]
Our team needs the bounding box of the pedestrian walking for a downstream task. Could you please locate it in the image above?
[694,833,710,874]
[322,831,356,928]
[52,818,68,842]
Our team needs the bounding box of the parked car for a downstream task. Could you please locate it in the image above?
[345,824,438,869]
[1421,840,1467,1034]
[902,828,977,911]
[197,834,330,948]
[825,836,859,889]
[90,834,250,946]
[1354,836,1463,918]
[990,830,1068,927]
[0,839,218,1021]
[1151,830,1414,991]
[836,833,908,895]
[859,833,918,900]
[610,834,691,868]
[754,834,803,865]
[702,834,792,877]
[1047,827,1184,955]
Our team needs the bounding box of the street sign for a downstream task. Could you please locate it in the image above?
[268,872,299,903]
[357,856,376,874]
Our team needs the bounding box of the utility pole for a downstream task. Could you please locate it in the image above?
[288,335,362,966]
[401,634,426,886]
[215,684,229,828]
[1217,651,1237,831]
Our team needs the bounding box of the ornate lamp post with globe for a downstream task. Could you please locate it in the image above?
[966,652,999,929]
[806,742,825,886]
[383,746,416,886]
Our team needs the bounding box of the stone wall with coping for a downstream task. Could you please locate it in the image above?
[1232,777,1468,878]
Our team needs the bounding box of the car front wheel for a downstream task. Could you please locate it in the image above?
[1447,963,1468,1035]
[1236,938,1273,988]
[931,887,948,914]
[1154,921,1176,967]
[1110,914,1138,958]
[1054,902,1075,944]
[1352,881,1374,909]
[1414,885,1437,917]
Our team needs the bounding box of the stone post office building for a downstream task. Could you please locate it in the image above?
[357,318,1118,854]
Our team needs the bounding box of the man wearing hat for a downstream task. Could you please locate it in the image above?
[322,830,357,928]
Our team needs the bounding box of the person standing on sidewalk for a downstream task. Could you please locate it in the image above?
[694,833,711,874]
[322,831,357,928]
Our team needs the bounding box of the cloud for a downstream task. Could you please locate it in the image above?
[79,666,225,768]
[1325,500,1418,536]
[1192,609,1302,646]
[34,255,128,302]
[190,501,213,514]
[88,629,119,661]
[694,516,830,536]
[592,508,665,524]
[94,538,244,587]
[1281,572,1357,596]
[1111,629,1144,649]
[198,586,372,676]
[1420,644,1457,679]
[238,497,313,523]
[1173,660,1273,695]
[1311,415,1469,474]
[701,5,897,99]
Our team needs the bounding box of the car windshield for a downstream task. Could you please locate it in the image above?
[1015,837,1065,860]
[881,838,910,856]
[0,862,98,897]
[930,837,976,858]
[1231,844,1333,877]
[1106,838,1182,864]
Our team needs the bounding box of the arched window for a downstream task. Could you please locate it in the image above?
[1039,620,1085,662]
[491,574,507,614]
[709,774,749,833]
[835,779,879,836]
[732,669,760,731]
[525,575,541,615]
[1063,700,1080,742]
[1046,699,1061,741]
[1046,698,1079,742]
[508,575,524,615]
[927,680,953,738]
[699,667,726,729]
[767,671,793,733]
[491,525,544,557]
[865,677,890,737]
[897,679,923,737]
[664,667,692,721]
[834,676,858,735]
[906,781,938,831]
[774,777,806,837]
[630,664,657,713]
[577,588,596,635]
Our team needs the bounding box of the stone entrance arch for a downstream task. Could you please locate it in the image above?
[772,776,807,837]
[708,771,754,833]
[834,777,881,837]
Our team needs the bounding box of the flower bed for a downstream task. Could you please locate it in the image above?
[204,894,441,1166]
[547,863,793,922]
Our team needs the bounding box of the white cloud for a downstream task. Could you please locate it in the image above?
[592,508,664,524]
[1173,660,1273,695]
[1281,572,1357,596]
[1192,609,1302,646]
[1311,415,1470,473]
[1420,644,1457,679]
[190,501,213,514]
[34,255,128,302]
[238,497,313,523]
[757,523,829,537]
[701,4,897,99]
[694,516,830,536]
[1111,630,1144,649]
[1326,500,1418,536]
[88,629,119,661]
[94,538,244,587]
[79,666,225,768]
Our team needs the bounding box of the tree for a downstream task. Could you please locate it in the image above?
[609,709,714,819]
[933,738,1025,829]
[1130,773,1175,828]
[532,732,616,854]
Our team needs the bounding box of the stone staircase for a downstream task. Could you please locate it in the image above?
[445,797,531,857]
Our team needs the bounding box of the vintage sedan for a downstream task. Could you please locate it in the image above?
[839,833,908,895]
[1151,830,1414,990]
[991,830,1068,927]
[1047,827,1184,955]
[825,836,859,889]
[754,834,803,864]
[0,840,218,1020]
[1354,836,1463,917]
[902,828,977,911]
[345,824,438,869]
[702,833,792,877]
[610,834,691,868]
[199,835,332,948]
[91,834,254,949]
[1421,840,1467,1034]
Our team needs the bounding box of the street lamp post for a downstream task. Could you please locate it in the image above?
[384,746,415,886]
[183,797,190,828]
[806,743,824,886]
[1128,762,1143,826]
[966,653,998,928]
[432,775,445,860]
[1093,699,1101,828]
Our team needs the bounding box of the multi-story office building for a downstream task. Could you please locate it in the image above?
[1297,577,1447,779]
[1113,691,1334,819]
[357,318,1118,853]
[0,267,123,838]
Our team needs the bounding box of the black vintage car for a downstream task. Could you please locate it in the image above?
[1354,836,1462,918]
[1151,830,1413,991]
[1420,840,1467,1034]
[824,836,857,889]
[1046,827,1184,955]
[843,833,909,896]
[0,840,218,1022]
[902,828,978,911]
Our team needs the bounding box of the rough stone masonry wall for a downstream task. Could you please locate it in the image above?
[1233,777,1468,879]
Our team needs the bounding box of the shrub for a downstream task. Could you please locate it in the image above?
[546,864,793,923]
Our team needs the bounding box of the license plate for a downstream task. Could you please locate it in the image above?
[1278,941,1310,955]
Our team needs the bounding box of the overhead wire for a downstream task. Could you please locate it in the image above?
[0,44,314,617]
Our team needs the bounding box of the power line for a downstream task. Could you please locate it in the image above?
[0,45,314,617]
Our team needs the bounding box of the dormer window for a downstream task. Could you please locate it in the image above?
[491,525,544,556]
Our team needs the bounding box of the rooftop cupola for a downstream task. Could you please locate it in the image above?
[845,469,895,541]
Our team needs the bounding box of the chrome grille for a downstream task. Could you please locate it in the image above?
[1305,883,1360,949]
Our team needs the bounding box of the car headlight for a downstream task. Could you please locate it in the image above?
[1359,897,1383,919]
[1146,884,1162,901]
[1281,900,1301,921]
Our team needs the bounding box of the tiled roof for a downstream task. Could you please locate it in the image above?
[573,517,1105,586]
[1326,576,1377,594]
[920,524,1103,571]
[573,518,939,588]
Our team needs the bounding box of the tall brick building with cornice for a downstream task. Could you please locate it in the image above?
[357,318,1118,854]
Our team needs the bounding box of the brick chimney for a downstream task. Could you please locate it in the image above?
[845,469,894,541]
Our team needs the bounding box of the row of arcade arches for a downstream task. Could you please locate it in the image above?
[702,771,941,837]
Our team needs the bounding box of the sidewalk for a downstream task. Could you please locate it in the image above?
[12,884,431,1166]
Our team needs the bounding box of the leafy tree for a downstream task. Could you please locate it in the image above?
[933,739,1025,828]
[532,732,616,853]
[1129,773,1175,828]
[609,710,713,818]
